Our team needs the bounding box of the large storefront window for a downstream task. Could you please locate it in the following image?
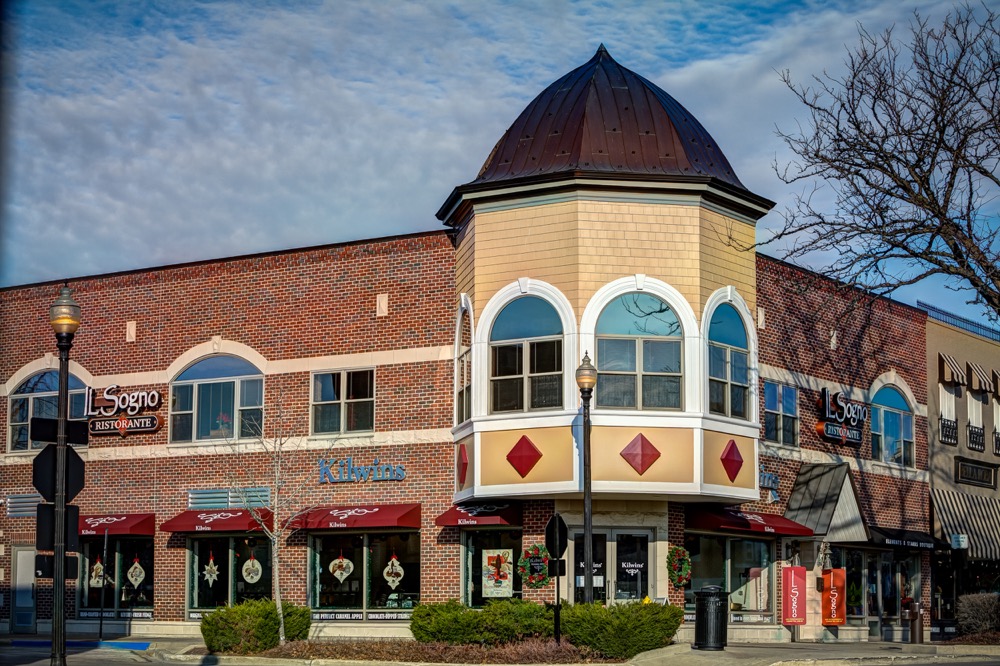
[465,530,522,607]
[189,536,272,613]
[684,534,774,623]
[311,531,421,619]
[80,537,155,619]
[830,547,921,627]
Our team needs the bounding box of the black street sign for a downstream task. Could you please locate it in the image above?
[31,442,86,503]
[548,559,567,576]
[30,417,89,446]
[35,503,80,552]
[34,554,79,580]
[545,512,569,557]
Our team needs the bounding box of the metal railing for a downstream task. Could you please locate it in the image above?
[968,425,986,452]
[918,301,1000,342]
[940,418,958,445]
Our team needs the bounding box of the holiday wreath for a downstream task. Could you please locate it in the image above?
[517,544,551,588]
[667,545,692,588]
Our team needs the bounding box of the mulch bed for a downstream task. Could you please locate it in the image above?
[256,638,623,663]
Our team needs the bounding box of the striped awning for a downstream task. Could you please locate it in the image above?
[932,488,1000,560]
[939,353,966,385]
[967,362,994,393]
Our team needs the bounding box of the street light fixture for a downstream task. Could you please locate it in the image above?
[575,352,597,604]
[49,285,81,666]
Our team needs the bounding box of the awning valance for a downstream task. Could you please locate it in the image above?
[79,513,155,536]
[435,502,521,527]
[967,362,994,393]
[688,507,813,537]
[160,509,271,533]
[939,353,966,385]
[868,526,937,550]
[288,504,421,531]
[933,488,1000,560]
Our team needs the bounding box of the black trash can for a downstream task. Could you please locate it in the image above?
[693,585,727,650]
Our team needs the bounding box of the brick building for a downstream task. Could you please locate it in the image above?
[1,46,944,642]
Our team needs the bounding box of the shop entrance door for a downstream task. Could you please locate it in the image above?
[572,530,652,604]
[11,546,36,633]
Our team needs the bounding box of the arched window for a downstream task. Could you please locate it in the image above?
[170,356,263,442]
[595,293,683,409]
[871,386,914,467]
[8,371,86,451]
[489,296,562,413]
[708,304,749,419]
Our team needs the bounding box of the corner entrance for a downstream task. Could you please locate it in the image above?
[571,530,652,603]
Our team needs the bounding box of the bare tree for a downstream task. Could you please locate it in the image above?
[769,3,1000,319]
[222,404,321,647]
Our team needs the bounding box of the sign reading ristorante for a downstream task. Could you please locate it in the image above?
[817,388,869,446]
[85,385,162,437]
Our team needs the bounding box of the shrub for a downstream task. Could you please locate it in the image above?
[201,598,311,654]
[956,593,1000,635]
[562,601,684,659]
[410,599,552,645]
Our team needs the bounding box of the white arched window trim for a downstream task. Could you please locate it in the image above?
[867,371,924,417]
[473,279,578,419]
[702,287,759,424]
[3,356,95,397]
[454,293,476,428]
[579,274,700,413]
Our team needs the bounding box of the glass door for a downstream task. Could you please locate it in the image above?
[572,532,607,603]
[12,547,36,633]
[612,532,650,602]
[866,552,882,639]
[572,530,652,603]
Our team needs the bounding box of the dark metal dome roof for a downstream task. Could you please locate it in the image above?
[472,45,745,189]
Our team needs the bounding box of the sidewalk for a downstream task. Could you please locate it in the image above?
[4,634,1000,665]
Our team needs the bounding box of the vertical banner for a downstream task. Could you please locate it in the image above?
[782,565,807,625]
[482,549,513,598]
[821,568,846,626]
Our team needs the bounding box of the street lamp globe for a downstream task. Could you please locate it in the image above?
[575,352,597,391]
[49,286,81,335]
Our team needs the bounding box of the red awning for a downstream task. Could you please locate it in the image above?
[79,513,156,536]
[288,504,421,530]
[435,502,521,527]
[688,507,813,537]
[160,509,272,533]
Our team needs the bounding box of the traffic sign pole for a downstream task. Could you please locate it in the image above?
[51,331,73,666]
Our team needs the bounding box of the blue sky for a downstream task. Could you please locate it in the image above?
[1,0,988,322]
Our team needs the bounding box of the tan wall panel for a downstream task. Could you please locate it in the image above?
[455,221,476,301]
[702,430,756,489]
[469,198,757,330]
[457,435,474,492]
[699,209,757,316]
[591,426,694,483]
[480,427,575,486]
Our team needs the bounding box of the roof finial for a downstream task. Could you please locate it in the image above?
[597,43,609,56]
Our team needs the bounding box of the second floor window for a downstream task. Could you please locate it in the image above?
[708,304,750,420]
[9,371,86,451]
[312,369,375,434]
[871,386,914,467]
[170,356,263,443]
[595,293,683,410]
[764,382,798,445]
[489,296,563,413]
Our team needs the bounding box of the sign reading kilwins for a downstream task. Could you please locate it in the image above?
[86,385,162,437]
[817,388,869,446]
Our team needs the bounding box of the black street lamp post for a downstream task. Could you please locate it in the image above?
[49,286,81,666]
[575,352,597,604]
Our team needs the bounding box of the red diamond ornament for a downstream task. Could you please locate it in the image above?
[720,439,743,482]
[457,443,469,486]
[506,435,543,478]
[620,433,661,475]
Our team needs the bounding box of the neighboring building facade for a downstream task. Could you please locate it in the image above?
[0,46,949,643]
[923,306,1000,639]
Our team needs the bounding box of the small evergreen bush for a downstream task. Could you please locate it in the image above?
[956,593,1000,635]
[200,599,311,654]
[410,599,552,645]
[562,601,684,659]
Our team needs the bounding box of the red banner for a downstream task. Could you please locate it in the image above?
[821,568,846,626]
[782,565,807,625]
